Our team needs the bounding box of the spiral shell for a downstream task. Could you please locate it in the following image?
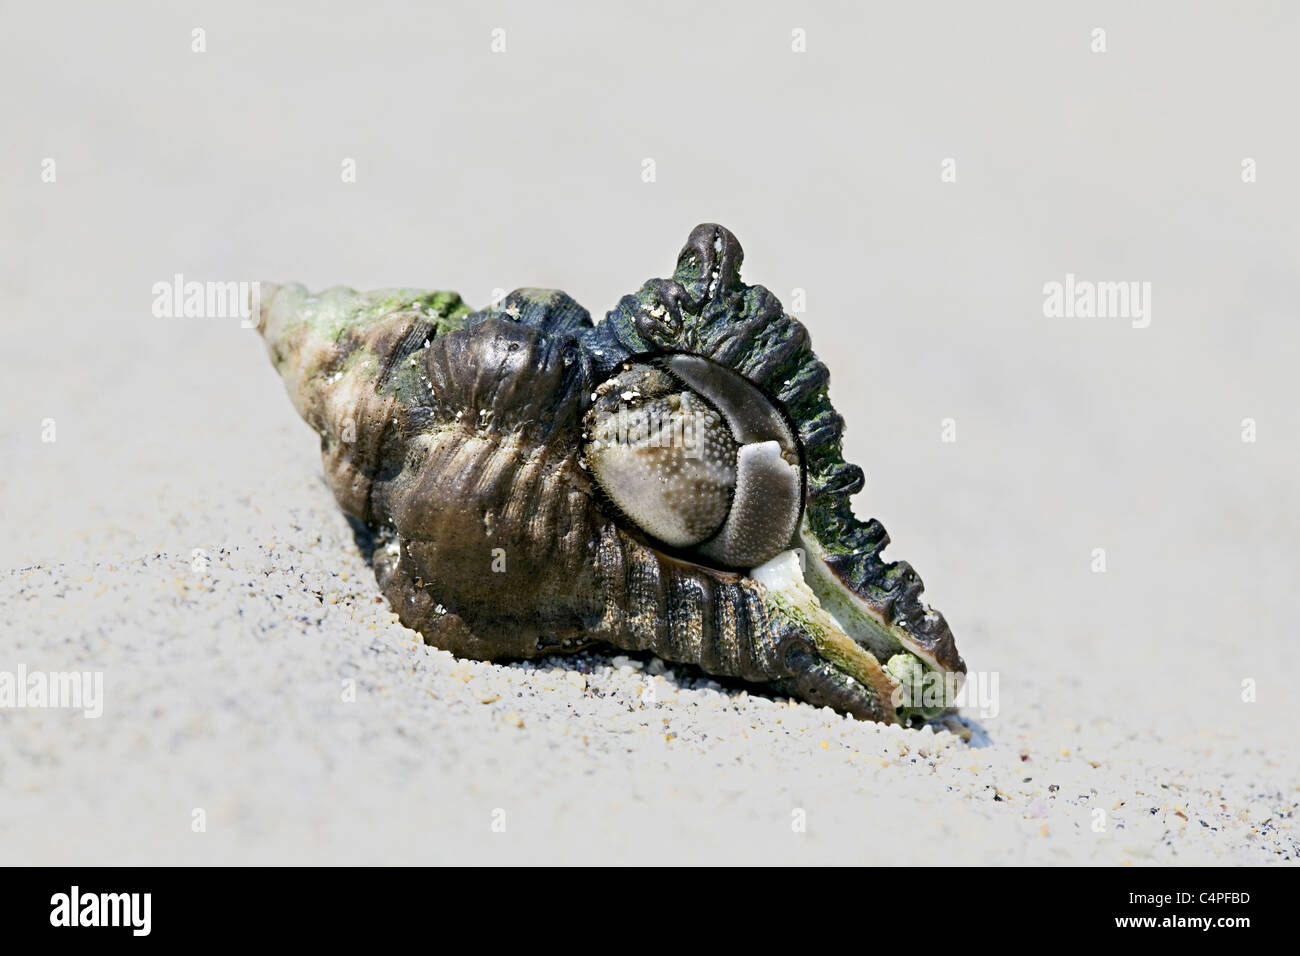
[259,225,965,723]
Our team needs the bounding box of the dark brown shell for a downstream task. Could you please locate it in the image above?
[258,225,965,723]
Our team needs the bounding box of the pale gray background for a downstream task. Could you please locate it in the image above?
[2,1,1296,864]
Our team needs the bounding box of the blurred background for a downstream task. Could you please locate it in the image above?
[1,1,1296,863]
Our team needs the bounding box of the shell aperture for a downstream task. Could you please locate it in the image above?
[257,225,967,725]
[583,355,803,570]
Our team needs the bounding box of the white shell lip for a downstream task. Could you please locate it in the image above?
[750,543,964,719]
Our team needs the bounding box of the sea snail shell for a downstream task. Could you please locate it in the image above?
[258,224,966,724]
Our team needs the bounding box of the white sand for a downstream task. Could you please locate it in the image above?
[2,3,1297,865]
